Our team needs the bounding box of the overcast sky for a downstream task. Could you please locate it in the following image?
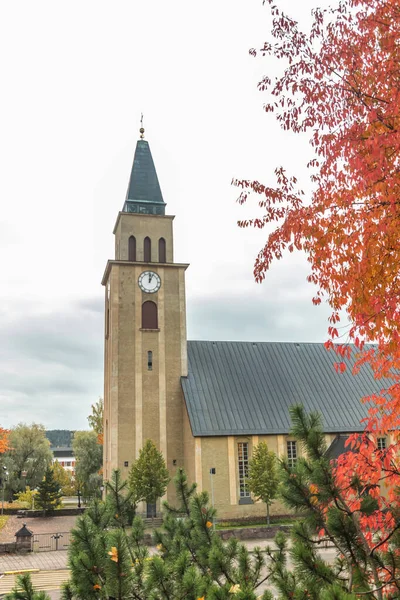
[1,0,335,430]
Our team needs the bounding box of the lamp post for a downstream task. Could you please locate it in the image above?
[21,470,27,491]
[77,488,81,508]
[1,466,8,516]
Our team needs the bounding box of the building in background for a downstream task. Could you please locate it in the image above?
[46,431,76,478]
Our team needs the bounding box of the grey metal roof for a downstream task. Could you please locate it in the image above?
[182,341,383,436]
[124,140,165,207]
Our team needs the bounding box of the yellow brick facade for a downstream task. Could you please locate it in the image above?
[103,210,188,507]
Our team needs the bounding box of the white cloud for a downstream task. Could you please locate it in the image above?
[1,0,334,428]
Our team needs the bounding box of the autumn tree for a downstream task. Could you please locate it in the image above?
[247,442,279,526]
[234,0,400,596]
[0,427,9,455]
[52,461,76,496]
[87,397,103,444]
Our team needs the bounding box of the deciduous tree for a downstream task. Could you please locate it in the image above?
[87,398,103,445]
[72,431,102,499]
[3,424,53,496]
[235,0,400,596]
[247,442,279,526]
[52,461,76,496]
[0,427,9,454]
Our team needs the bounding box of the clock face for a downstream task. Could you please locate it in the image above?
[138,271,161,294]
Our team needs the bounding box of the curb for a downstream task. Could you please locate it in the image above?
[4,569,40,575]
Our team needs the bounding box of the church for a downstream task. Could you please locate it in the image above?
[102,129,383,519]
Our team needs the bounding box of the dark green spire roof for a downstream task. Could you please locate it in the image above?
[123,139,166,216]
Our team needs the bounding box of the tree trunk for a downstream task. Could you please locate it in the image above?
[266,503,270,527]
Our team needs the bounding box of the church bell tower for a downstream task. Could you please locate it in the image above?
[102,126,188,503]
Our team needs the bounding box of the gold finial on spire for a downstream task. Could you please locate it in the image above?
[139,113,145,139]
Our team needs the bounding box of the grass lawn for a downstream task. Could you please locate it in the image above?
[216,518,297,530]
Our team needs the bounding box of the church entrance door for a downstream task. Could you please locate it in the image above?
[146,503,156,518]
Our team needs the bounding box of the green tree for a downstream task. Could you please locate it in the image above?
[87,398,103,444]
[128,439,170,515]
[247,442,279,526]
[35,467,62,515]
[52,461,77,496]
[3,423,53,497]
[72,431,102,499]
[61,468,274,600]
[5,573,50,600]
[14,486,38,509]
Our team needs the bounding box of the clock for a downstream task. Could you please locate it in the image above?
[138,271,161,294]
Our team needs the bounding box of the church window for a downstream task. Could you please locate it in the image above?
[159,238,166,262]
[237,442,250,498]
[144,237,151,262]
[287,441,297,468]
[105,308,110,339]
[377,437,386,450]
[128,236,136,261]
[148,351,153,370]
[142,301,158,329]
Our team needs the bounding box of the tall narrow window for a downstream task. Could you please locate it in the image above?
[105,308,110,339]
[287,441,297,468]
[159,238,166,263]
[142,301,158,329]
[148,351,153,370]
[128,236,136,261]
[237,442,250,498]
[144,237,151,262]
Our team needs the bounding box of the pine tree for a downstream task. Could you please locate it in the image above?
[5,573,51,600]
[35,466,62,515]
[266,405,400,599]
[247,442,279,525]
[58,467,275,600]
[128,439,170,516]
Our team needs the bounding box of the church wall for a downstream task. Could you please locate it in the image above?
[162,266,187,503]
[197,433,307,520]
[182,403,197,489]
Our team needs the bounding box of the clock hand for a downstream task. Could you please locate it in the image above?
[148,273,153,283]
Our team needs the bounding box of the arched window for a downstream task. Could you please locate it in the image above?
[128,236,136,261]
[144,237,151,262]
[142,301,158,329]
[159,238,166,263]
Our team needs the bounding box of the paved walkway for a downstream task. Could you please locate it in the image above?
[0,569,69,597]
[0,516,78,543]
[0,550,68,572]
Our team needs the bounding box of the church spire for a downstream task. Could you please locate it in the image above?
[123,119,166,216]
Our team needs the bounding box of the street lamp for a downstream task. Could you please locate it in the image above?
[21,470,27,491]
[1,466,8,516]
